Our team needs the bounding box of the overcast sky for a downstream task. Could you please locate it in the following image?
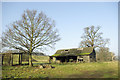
[2,2,118,56]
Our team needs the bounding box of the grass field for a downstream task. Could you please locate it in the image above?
[2,55,118,78]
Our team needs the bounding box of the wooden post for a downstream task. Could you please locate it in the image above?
[19,54,20,65]
[53,57,56,63]
[2,55,4,65]
[49,57,51,63]
[77,56,79,62]
[21,54,22,65]
[87,56,90,62]
[19,53,21,65]
[10,54,13,66]
[54,57,56,63]
[27,53,29,65]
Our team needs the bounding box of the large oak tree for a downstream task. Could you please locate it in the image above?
[2,10,60,66]
[79,26,109,48]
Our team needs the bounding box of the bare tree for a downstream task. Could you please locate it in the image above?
[96,47,115,61]
[2,10,60,66]
[79,26,109,48]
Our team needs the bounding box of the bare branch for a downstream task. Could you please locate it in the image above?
[79,26,109,49]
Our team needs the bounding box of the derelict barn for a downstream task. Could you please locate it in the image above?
[49,47,96,63]
[1,50,42,66]
[1,52,29,66]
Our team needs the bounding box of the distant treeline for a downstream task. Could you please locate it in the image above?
[96,47,117,62]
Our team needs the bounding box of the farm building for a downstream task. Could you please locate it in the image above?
[49,47,96,63]
[1,50,45,66]
[1,52,29,66]
[1,50,30,66]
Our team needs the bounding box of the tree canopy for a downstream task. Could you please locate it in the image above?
[96,47,115,61]
[79,26,109,48]
[2,10,60,66]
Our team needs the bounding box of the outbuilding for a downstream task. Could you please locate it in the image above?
[49,47,96,63]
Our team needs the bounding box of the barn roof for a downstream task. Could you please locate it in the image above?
[0,50,27,54]
[52,47,93,56]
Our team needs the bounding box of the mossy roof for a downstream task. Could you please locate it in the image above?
[52,47,93,56]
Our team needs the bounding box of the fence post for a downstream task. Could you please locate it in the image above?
[2,54,4,65]
[21,53,22,65]
[10,54,13,66]
[19,53,21,65]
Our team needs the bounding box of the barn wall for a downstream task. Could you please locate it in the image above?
[50,55,91,63]
[83,56,90,63]
[77,56,90,63]
[2,53,11,65]
[77,56,83,62]
[49,57,58,63]
[53,57,56,62]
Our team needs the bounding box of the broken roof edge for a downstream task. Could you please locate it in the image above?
[51,47,93,57]
[56,47,84,51]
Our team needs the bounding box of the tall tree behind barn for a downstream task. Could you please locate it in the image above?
[78,26,110,62]
[79,26,109,48]
[2,10,60,67]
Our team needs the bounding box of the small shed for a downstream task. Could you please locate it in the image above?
[49,47,96,63]
[1,51,29,66]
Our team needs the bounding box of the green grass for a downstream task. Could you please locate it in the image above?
[32,55,49,63]
[2,60,118,78]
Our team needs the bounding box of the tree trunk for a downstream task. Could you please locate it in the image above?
[29,53,33,67]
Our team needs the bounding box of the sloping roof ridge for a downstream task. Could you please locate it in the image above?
[57,47,93,50]
[58,48,83,50]
[57,48,73,51]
